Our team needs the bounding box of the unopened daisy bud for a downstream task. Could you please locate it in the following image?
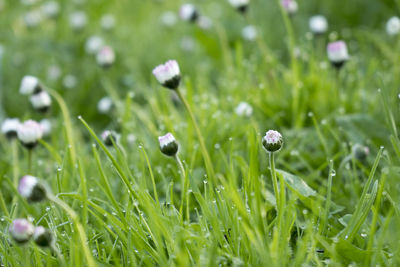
[85,36,104,55]
[17,120,43,149]
[228,0,249,14]
[69,11,87,31]
[33,226,53,247]
[100,14,115,31]
[242,25,257,41]
[152,60,181,90]
[281,0,298,15]
[262,130,283,153]
[20,75,42,95]
[327,41,349,69]
[18,175,47,202]
[1,118,20,139]
[235,102,253,117]
[158,133,178,157]
[101,130,119,146]
[309,15,328,35]
[30,91,52,113]
[97,96,113,114]
[9,219,35,244]
[96,46,115,68]
[386,16,400,36]
[179,4,199,23]
[40,119,52,137]
[352,144,369,161]
[41,1,60,19]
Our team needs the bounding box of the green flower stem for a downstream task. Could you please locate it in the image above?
[48,194,96,267]
[269,152,280,218]
[175,154,189,222]
[27,149,32,174]
[175,89,216,184]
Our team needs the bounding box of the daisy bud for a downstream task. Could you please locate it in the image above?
[41,1,60,19]
[281,0,298,15]
[101,14,116,31]
[386,16,400,36]
[179,4,199,23]
[97,96,113,114]
[309,15,328,35]
[235,102,253,117]
[228,0,249,14]
[33,226,53,247]
[158,133,179,157]
[17,120,43,149]
[85,36,104,55]
[1,118,20,139]
[19,75,42,95]
[69,11,87,31]
[9,219,35,244]
[96,46,115,69]
[241,25,257,41]
[18,175,47,202]
[101,130,120,146]
[40,119,52,137]
[262,130,283,153]
[30,91,52,113]
[327,41,349,69]
[152,60,181,90]
[352,144,369,162]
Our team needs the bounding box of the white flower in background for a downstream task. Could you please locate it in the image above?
[101,14,116,30]
[242,25,257,41]
[160,11,177,27]
[179,3,199,22]
[85,36,104,55]
[97,96,113,114]
[62,74,77,89]
[1,118,20,139]
[158,133,179,156]
[235,102,253,117]
[152,60,181,90]
[228,0,249,13]
[47,65,61,81]
[40,119,52,137]
[18,175,47,202]
[9,219,35,244]
[197,16,213,29]
[101,130,120,146]
[41,1,60,19]
[20,75,41,95]
[30,91,52,113]
[327,41,349,68]
[309,15,328,35]
[180,36,195,51]
[262,130,283,152]
[69,11,87,31]
[386,16,400,36]
[17,120,43,148]
[33,226,53,247]
[96,46,115,68]
[281,0,298,15]
[23,10,43,28]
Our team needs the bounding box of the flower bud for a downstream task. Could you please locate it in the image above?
[19,75,42,95]
[352,144,369,162]
[281,0,298,15]
[101,130,120,146]
[9,219,35,244]
[96,46,115,69]
[327,41,349,69]
[179,4,199,23]
[386,16,400,36]
[228,0,249,14]
[158,133,178,157]
[18,175,47,202]
[30,91,52,113]
[33,226,53,247]
[152,60,181,90]
[17,120,43,149]
[309,15,328,35]
[1,118,20,139]
[262,130,283,153]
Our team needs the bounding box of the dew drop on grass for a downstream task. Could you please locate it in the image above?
[214,143,221,149]
[89,188,94,192]
[45,206,51,212]
[331,170,336,177]
[308,112,314,117]
[361,233,367,238]
[203,180,208,184]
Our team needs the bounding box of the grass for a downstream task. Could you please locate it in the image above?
[1,0,400,266]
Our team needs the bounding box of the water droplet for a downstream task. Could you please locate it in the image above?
[308,112,314,117]
[45,206,51,212]
[331,170,336,177]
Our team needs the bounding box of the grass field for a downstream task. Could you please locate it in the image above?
[1,0,400,266]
